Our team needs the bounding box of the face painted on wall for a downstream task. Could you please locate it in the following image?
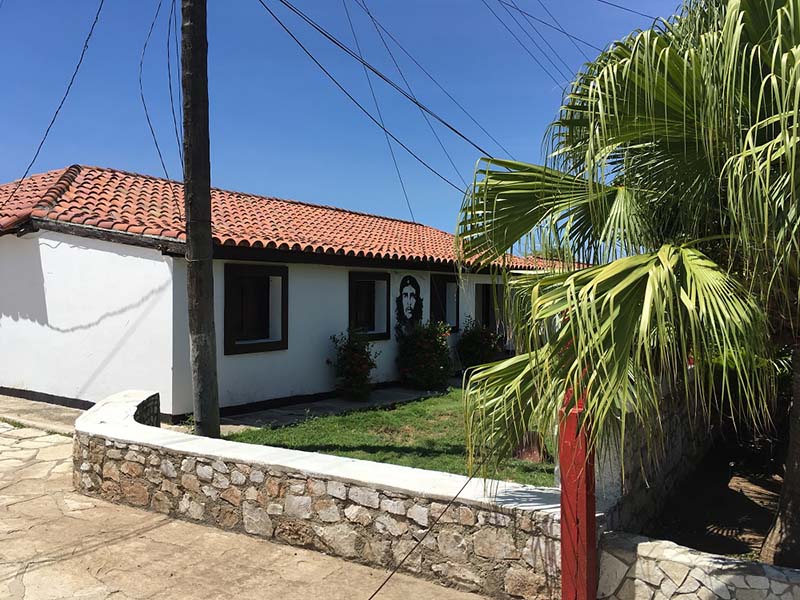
[395,275,423,340]
[401,284,417,320]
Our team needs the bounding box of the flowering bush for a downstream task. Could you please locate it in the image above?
[455,316,504,368]
[329,330,380,401]
[396,320,453,390]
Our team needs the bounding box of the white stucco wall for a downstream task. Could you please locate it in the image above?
[0,231,176,413]
[0,229,503,416]
[170,259,499,413]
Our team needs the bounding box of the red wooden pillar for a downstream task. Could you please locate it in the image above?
[559,387,597,600]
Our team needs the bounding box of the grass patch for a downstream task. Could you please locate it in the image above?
[226,389,555,487]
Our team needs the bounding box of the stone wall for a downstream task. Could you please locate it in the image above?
[597,387,712,532]
[73,391,562,600]
[598,532,800,600]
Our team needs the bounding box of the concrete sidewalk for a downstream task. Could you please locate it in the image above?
[0,422,486,600]
[0,395,81,435]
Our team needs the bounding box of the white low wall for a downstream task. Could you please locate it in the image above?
[74,390,562,599]
[599,532,800,600]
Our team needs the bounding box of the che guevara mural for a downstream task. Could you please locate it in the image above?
[395,275,423,339]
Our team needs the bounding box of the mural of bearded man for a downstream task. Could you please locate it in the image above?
[395,275,423,339]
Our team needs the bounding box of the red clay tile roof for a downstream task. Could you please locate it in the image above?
[0,165,548,270]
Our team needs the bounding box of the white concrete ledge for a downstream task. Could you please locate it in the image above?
[75,390,561,516]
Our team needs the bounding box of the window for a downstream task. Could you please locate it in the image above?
[475,283,504,332]
[430,274,459,331]
[224,264,288,354]
[349,272,390,340]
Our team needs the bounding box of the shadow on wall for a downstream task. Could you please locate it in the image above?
[75,285,167,398]
[0,235,49,324]
[1,236,169,332]
[0,234,172,400]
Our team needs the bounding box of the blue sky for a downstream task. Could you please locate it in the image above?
[1,0,673,232]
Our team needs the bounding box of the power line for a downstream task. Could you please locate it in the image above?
[0,0,105,211]
[166,0,183,165]
[139,0,182,218]
[341,0,415,222]
[528,0,593,60]
[356,0,468,189]
[366,440,502,599]
[498,0,602,54]
[596,0,656,20]
[479,0,563,88]
[255,0,465,194]
[496,0,572,82]
[350,0,516,159]
[271,0,494,158]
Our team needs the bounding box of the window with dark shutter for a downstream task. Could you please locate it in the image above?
[430,274,459,331]
[348,272,390,340]
[224,264,288,354]
[353,279,376,332]
[476,283,504,332]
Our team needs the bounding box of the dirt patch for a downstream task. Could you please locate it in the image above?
[646,442,783,558]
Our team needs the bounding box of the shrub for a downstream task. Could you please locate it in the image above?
[455,316,504,368]
[396,321,453,390]
[329,330,380,401]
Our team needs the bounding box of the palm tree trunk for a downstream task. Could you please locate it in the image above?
[760,344,800,567]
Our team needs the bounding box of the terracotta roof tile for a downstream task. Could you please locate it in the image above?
[0,165,549,270]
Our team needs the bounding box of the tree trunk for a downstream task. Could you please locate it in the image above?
[760,344,800,567]
[514,431,549,463]
[181,0,220,438]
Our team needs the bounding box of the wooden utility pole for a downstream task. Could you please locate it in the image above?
[181,0,220,438]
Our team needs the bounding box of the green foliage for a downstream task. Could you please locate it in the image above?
[226,389,555,487]
[456,316,504,368]
[455,0,800,477]
[329,330,380,401]
[396,321,454,390]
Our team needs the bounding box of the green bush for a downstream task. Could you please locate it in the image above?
[329,330,380,401]
[455,316,504,368]
[396,321,453,390]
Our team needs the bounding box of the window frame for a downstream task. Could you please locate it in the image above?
[348,271,390,341]
[224,263,289,355]
[476,283,504,332]
[430,274,460,332]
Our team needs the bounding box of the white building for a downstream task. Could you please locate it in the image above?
[0,165,544,418]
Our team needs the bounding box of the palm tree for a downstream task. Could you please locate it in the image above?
[456,0,799,567]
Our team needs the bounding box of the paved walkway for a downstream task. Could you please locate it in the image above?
[0,395,80,436]
[219,386,428,432]
[0,422,485,600]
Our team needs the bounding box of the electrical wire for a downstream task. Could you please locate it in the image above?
[341,0,415,222]
[270,0,494,158]
[365,440,502,599]
[496,0,572,82]
[167,0,183,165]
[355,0,468,189]
[255,0,465,194]
[139,0,182,218]
[596,0,656,20]
[350,0,515,159]
[528,0,593,60]
[0,0,105,210]
[479,0,563,88]
[498,0,602,54]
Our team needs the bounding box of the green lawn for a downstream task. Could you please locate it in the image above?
[226,389,556,487]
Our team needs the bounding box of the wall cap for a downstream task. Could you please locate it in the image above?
[75,390,563,516]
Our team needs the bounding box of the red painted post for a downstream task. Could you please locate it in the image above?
[559,387,597,600]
